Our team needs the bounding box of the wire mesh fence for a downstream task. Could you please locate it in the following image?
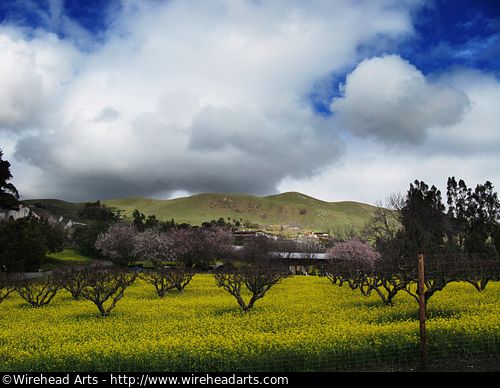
[0,253,499,372]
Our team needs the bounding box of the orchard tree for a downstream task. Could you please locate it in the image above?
[141,267,195,297]
[173,227,234,269]
[326,239,379,296]
[0,150,19,210]
[0,273,20,303]
[95,223,138,266]
[215,237,290,312]
[58,266,89,300]
[80,267,137,317]
[326,239,412,305]
[134,228,195,296]
[16,274,63,308]
[133,229,181,267]
[328,239,380,266]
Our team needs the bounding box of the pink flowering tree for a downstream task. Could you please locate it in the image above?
[171,227,234,269]
[133,228,195,296]
[95,223,138,266]
[328,239,380,267]
[325,239,404,305]
[133,229,180,267]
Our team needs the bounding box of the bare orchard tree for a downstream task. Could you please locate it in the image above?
[141,266,195,297]
[95,223,138,266]
[57,266,89,300]
[369,254,413,305]
[0,272,20,303]
[16,274,63,308]
[215,237,291,312]
[215,265,290,313]
[361,194,403,251]
[165,266,195,291]
[399,253,493,303]
[80,267,138,317]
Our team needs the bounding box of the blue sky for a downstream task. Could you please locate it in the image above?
[0,0,499,203]
[311,0,500,115]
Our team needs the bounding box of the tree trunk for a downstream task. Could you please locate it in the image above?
[96,303,108,318]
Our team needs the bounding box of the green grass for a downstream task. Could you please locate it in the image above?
[0,275,499,371]
[41,249,95,270]
[24,192,378,232]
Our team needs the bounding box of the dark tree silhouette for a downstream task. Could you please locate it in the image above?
[446,177,500,290]
[0,218,48,272]
[400,180,447,255]
[78,201,118,222]
[0,150,19,210]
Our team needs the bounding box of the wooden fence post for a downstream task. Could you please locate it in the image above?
[418,253,427,370]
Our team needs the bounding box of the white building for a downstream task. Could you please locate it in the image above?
[0,205,39,222]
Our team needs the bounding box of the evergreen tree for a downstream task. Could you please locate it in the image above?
[0,150,19,210]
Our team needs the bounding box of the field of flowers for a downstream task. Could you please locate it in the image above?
[0,274,499,371]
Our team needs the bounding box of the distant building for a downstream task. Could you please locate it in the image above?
[0,204,86,231]
[271,251,330,275]
[233,230,278,242]
[0,204,40,222]
[63,220,87,230]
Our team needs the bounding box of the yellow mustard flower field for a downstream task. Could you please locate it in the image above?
[0,275,499,371]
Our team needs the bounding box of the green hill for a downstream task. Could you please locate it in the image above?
[24,192,378,233]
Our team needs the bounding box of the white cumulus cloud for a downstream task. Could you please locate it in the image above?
[331,54,471,144]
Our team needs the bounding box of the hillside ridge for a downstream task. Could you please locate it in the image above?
[23,192,378,233]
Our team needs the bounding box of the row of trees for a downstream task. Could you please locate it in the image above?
[94,223,293,313]
[0,268,136,317]
[94,222,234,268]
[0,233,292,316]
[324,177,500,305]
[363,178,500,257]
